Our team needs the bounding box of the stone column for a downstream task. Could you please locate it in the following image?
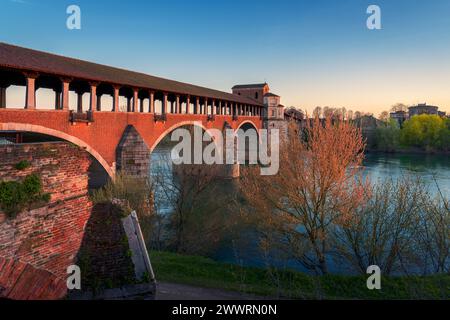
[24,73,38,110]
[61,79,70,111]
[204,97,208,115]
[54,90,61,110]
[162,92,168,114]
[212,99,216,115]
[89,83,97,112]
[149,91,155,113]
[176,95,180,114]
[140,97,144,113]
[77,91,83,112]
[218,100,222,115]
[186,95,190,114]
[127,96,132,112]
[97,94,102,111]
[133,88,139,113]
[113,85,120,112]
[0,86,7,108]
[195,97,200,114]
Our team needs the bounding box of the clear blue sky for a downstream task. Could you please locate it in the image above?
[2,0,450,114]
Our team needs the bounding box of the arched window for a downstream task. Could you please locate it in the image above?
[255,92,259,99]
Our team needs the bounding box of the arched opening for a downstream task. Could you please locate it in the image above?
[119,87,133,112]
[35,75,62,110]
[154,91,164,114]
[69,80,90,112]
[96,83,114,112]
[0,69,26,109]
[236,121,259,165]
[0,129,111,190]
[138,89,150,113]
[0,123,113,178]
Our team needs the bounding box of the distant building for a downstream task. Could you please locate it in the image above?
[390,103,447,126]
[390,110,408,126]
[408,103,439,117]
[231,83,270,105]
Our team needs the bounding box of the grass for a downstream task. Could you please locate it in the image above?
[150,251,450,300]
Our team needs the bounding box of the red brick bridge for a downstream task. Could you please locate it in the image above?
[0,43,264,177]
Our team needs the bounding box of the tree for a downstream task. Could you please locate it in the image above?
[375,119,400,151]
[154,160,231,255]
[335,177,426,275]
[401,114,448,150]
[313,106,322,118]
[379,111,390,122]
[240,118,367,275]
[391,103,408,113]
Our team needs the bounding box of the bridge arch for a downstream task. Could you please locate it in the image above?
[236,120,259,132]
[0,122,114,178]
[149,121,211,153]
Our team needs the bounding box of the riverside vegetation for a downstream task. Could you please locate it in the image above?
[91,119,449,299]
[375,114,450,152]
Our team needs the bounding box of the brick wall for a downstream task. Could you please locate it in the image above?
[0,142,136,300]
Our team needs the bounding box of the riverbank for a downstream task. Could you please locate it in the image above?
[366,148,450,155]
[149,251,449,300]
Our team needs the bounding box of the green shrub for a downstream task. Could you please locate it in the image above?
[15,160,31,171]
[0,174,51,218]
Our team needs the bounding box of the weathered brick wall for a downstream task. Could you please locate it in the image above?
[0,142,138,300]
[0,142,93,299]
[0,142,90,203]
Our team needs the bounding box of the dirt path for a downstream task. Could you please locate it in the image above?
[155,282,267,300]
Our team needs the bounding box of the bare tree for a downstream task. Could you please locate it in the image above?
[379,111,390,122]
[240,118,367,275]
[313,106,322,119]
[391,103,408,113]
[154,159,231,255]
[334,176,427,275]
[415,179,450,274]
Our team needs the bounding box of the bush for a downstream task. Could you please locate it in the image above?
[15,160,31,171]
[0,174,51,218]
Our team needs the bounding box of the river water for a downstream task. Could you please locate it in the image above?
[151,148,449,273]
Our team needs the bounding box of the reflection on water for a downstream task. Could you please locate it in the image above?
[363,153,450,195]
[151,145,175,215]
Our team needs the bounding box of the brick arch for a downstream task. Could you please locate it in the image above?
[0,122,114,177]
[149,120,211,153]
[235,119,259,132]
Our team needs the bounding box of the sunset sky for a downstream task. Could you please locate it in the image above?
[1,0,450,115]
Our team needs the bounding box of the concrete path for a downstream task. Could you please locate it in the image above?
[156,282,267,300]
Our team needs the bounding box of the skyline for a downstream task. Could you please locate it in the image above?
[1,0,450,115]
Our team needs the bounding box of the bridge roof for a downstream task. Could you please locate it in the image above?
[0,43,263,106]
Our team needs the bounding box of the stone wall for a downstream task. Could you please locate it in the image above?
[116,125,151,178]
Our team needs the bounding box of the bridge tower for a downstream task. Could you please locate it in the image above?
[232,83,287,138]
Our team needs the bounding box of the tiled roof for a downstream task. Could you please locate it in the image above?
[0,43,262,106]
[264,92,280,97]
[232,83,268,89]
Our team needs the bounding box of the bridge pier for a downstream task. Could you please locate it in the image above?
[116,125,151,179]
